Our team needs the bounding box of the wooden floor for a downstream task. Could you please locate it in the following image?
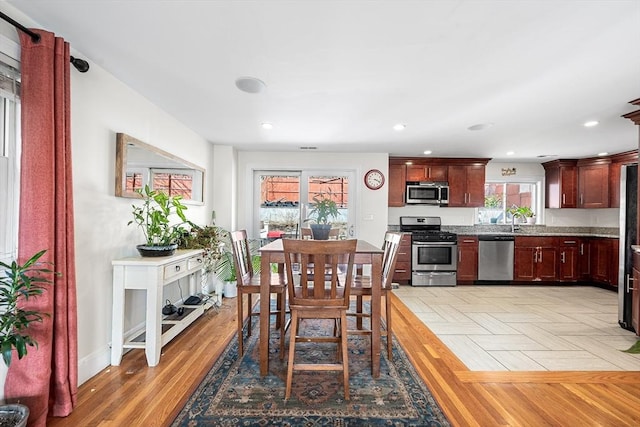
[48,295,640,427]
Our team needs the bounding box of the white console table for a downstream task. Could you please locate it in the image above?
[111,249,209,366]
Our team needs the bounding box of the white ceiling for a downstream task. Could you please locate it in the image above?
[6,0,640,161]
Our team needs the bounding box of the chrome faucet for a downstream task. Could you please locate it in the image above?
[511,213,521,233]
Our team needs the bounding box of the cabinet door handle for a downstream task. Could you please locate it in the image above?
[561,251,566,263]
[539,248,543,263]
[563,240,576,244]
[534,248,538,263]
[580,243,584,255]
[580,194,583,205]
[627,275,637,292]
[427,167,431,178]
[562,193,566,204]
[458,249,462,261]
[462,239,475,243]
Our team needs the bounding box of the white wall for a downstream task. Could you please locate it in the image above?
[236,151,390,246]
[0,4,215,386]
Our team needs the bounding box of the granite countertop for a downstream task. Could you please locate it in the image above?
[388,224,619,238]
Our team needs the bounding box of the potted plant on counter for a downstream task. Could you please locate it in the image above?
[0,250,56,427]
[306,192,340,240]
[508,205,535,224]
[129,185,191,257]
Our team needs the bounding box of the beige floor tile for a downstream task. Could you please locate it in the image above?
[487,351,547,371]
[395,285,639,371]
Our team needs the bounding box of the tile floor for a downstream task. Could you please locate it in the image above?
[394,285,640,371]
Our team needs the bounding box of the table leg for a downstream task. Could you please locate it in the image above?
[371,253,382,378]
[260,254,271,376]
[145,270,163,367]
[111,266,125,366]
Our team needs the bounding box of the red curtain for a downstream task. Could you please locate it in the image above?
[4,30,78,426]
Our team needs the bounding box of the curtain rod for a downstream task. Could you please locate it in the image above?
[0,10,89,72]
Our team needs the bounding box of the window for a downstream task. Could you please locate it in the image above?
[0,60,20,264]
[478,181,540,224]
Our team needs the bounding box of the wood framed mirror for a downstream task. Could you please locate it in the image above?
[115,133,205,204]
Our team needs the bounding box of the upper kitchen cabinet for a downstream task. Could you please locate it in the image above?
[388,157,489,207]
[388,163,406,207]
[406,164,448,182]
[542,160,577,208]
[447,163,487,207]
[609,151,639,208]
[577,158,611,208]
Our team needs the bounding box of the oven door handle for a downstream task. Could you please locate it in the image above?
[412,242,457,246]
[413,271,456,275]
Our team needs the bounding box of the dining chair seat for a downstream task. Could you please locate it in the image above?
[347,232,402,360]
[230,230,287,359]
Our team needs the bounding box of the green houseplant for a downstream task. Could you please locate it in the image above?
[508,205,535,224]
[0,250,56,427]
[306,193,340,240]
[129,185,190,256]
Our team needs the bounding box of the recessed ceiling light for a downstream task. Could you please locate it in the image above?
[299,146,317,150]
[393,123,406,131]
[261,122,273,130]
[506,151,515,156]
[584,120,599,127]
[235,76,266,93]
[597,152,609,156]
[468,123,494,131]
[423,150,432,155]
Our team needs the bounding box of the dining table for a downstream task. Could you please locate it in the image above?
[259,238,384,378]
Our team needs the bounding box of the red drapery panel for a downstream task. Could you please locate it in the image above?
[4,30,78,426]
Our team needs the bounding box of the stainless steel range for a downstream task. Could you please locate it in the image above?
[400,216,457,286]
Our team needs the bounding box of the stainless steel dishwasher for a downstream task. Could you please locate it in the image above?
[477,235,515,281]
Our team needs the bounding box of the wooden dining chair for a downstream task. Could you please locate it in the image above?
[348,232,402,360]
[230,230,287,358]
[282,238,357,400]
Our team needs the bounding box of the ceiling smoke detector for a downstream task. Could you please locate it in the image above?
[235,77,266,93]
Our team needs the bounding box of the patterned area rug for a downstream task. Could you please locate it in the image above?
[172,314,450,426]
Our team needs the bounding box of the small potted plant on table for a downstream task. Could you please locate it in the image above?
[306,193,340,240]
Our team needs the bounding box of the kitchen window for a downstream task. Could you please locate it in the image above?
[478,181,542,225]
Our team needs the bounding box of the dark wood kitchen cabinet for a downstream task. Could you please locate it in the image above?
[392,233,412,284]
[457,235,478,283]
[608,151,638,208]
[447,165,485,207]
[633,251,640,334]
[542,160,578,208]
[577,159,611,208]
[590,237,618,287]
[578,239,591,280]
[514,236,558,282]
[558,238,580,281]
[406,164,448,182]
[388,163,406,207]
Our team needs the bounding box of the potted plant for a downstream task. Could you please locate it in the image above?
[178,225,225,298]
[508,205,535,224]
[306,192,340,240]
[129,185,190,256]
[0,250,56,427]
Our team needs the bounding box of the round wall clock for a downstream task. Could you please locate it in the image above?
[364,169,385,190]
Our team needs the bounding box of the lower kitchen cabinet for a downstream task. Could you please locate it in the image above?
[514,237,558,282]
[590,237,619,287]
[457,235,478,283]
[393,233,412,284]
[633,251,640,335]
[558,238,580,282]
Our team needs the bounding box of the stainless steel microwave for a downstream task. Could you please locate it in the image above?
[405,182,449,205]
